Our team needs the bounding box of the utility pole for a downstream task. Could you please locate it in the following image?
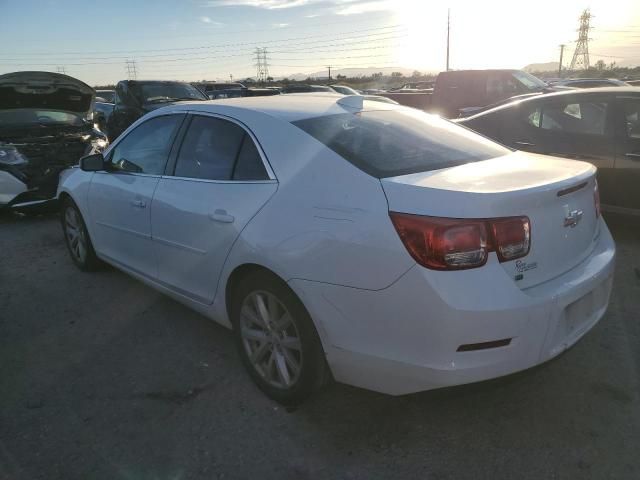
[558,44,565,76]
[56,66,66,75]
[125,59,138,80]
[229,74,233,82]
[569,9,592,71]
[446,8,450,71]
[327,66,332,81]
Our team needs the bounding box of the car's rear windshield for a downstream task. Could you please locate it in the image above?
[292,109,510,178]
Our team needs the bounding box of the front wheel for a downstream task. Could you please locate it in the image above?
[61,198,101,271]
[231,271,328,405]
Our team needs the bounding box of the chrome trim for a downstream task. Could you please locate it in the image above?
[93,171,162,178]
[10,199,53,208]
[160,175,276,185]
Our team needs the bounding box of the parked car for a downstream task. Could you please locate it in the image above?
[196,82,246,99]
[330,85,359,95]
[364,95,398,105]
[106,80,209,141]
[281,84,334,94]
[0,71,107,212]
[58,95,614,404]
[95,89,115,103]
[458,87,640,214]
[388,81,435,92]
[549,78,629,89]
[382,69,567,117]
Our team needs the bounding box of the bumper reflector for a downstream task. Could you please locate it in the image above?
[457,338,512,352]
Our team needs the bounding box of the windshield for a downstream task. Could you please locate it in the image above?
[512,71,547,91]
[293,109,509,178]
[0,108,85,127]
[132,82,208,103]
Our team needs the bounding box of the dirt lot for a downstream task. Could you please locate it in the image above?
[0,211,639,480]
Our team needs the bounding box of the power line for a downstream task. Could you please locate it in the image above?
[0,24,406,58]
[0,33,409,66]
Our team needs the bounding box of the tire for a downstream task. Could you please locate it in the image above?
[61,197,101,271]
[231,270,328,405]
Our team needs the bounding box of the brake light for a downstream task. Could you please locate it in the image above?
[491,217,530,262]
[594,182,601,218]
[390,213,531,271]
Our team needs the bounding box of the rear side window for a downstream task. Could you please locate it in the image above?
[621,99,640,139]
[293,110,509,178]
[174,115,268,181]
[540,101,608,135]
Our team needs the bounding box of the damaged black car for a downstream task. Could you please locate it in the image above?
[106,80,209,141]
[0,71,108,212]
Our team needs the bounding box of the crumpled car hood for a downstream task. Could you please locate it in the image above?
[0,71,95,114]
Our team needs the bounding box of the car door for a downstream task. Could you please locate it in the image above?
[151,113,277,304]
[88,113,185,278]
[506,96,616,207]
[612,95,640,212]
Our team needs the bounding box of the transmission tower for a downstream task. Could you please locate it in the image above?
[125,59,138,80]
[569,9,592,71]
[254,48,269,83]
[56,66,67,75]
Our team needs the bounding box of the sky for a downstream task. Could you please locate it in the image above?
[1,0,639,86]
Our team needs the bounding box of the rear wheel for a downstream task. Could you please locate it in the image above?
[231,271,327,405]
[61,198,101,271]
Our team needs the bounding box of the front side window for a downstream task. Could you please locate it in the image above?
[293,109,509,178]
[174,116,268,181]
[511,71,547,92]
[109,115,182,174]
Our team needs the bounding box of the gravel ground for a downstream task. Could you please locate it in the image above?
[0,210,639,480]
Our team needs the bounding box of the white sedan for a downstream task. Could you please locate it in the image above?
[58,95,616,404]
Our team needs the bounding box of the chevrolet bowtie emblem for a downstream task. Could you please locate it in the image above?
[564,209,583,228]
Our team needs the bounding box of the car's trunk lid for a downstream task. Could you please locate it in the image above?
[381,151,599,288]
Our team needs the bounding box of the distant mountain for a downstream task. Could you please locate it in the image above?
[523,62,560,73]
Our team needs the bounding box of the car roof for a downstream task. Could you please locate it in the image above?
[155,94,398,122]
[463,86,640,119]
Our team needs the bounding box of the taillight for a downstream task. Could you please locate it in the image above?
[491,217,530,262]
[390,212,531,271]
[594,182,601,218]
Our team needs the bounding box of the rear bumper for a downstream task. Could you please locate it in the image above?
[290,218,616,395]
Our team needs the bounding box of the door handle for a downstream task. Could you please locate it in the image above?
[130,199,146,208]
[515,141,536,147]
[209,209,235,223]
[625,152,640,159]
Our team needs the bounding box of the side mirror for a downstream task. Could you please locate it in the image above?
[80,153,105,172]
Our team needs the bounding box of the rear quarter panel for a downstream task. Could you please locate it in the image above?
[215,112,415,293]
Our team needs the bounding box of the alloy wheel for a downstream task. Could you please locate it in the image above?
[64,207,87,264]
[239,290,303,389]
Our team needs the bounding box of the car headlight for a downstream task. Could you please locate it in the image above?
[0,146,28,166]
